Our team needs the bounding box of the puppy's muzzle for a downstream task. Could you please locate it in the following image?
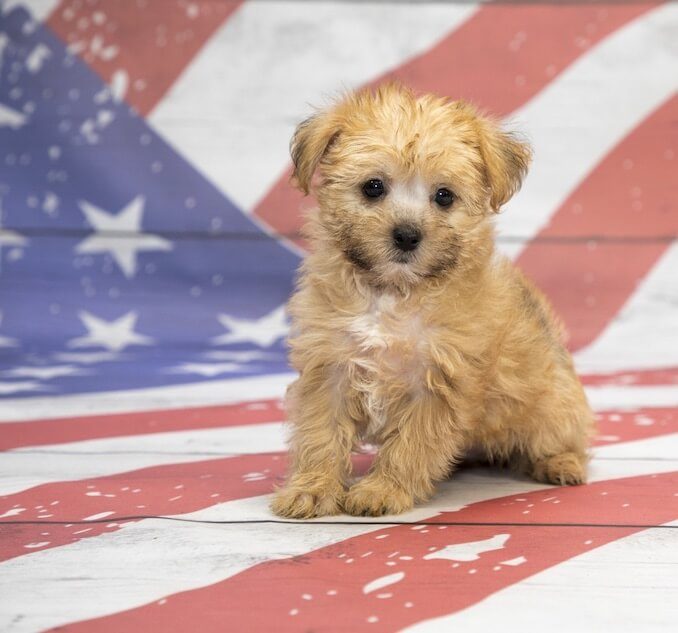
[392,224,422,253]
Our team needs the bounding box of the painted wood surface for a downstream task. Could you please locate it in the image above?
[0,1,676,632]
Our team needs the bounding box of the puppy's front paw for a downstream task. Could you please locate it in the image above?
[271,485,343,519]
[344,477,414,517]
[531,451,587,486]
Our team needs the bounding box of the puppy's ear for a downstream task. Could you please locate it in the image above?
[476,117,532,212]
[290,111,341,194]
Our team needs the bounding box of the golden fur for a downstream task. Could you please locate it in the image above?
[271,83,594,519]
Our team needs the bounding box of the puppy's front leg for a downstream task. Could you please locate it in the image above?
[344,395,464,516]
[271,369,358,519]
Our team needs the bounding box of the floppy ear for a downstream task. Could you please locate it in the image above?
[290,111,341,194]
[476,117,532,212]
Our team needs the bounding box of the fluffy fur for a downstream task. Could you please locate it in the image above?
[271,83,594,519]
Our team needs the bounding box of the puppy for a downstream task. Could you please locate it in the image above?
[271,83,594,519]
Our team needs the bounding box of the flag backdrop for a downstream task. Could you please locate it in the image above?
[0,1,676,631]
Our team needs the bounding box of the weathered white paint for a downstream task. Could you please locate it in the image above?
[0,103,28,129]
[423,534,510,562]
[363,571,405,595]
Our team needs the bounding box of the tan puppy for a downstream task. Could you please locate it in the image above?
[271,83,594,519]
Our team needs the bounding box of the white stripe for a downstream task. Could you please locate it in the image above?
[497,4,678,259]
[0,422,286,496]
[0,372,295,422]
[575,242,678,374]
[406,524,678,633]
[1,443,674,633]
[584,385,678,411]
[592,432,678,462]
[2,369,674,425]
[148,0,478,213]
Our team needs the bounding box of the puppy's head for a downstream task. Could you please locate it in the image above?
[291,83,531,288]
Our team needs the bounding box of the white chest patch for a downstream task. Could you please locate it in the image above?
[348,294,399,352]
[346,293,430,436]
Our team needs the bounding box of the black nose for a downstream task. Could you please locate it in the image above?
[392,224,422,252]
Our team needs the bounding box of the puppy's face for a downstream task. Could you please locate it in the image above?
[291,85,531,287]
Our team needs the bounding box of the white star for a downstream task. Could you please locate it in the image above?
[2,365,88,380]
[211,305,288,347]
[75,196,172,278]
[167,362,249,377]
[0,381,45,395]
[68,311,154,352]
[54,351,122,364]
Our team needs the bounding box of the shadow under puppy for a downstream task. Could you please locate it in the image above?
[271,83,594,519]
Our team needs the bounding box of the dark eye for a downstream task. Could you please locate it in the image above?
[362,179,385,199]
[434,187,455,208]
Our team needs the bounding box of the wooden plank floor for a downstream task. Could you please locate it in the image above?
[0,1,676,631]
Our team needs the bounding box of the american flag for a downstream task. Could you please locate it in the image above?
[0,1,676,630]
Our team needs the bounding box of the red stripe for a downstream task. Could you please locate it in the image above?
[46,0,243,116]
[252,2,655,249]
[52,471,678,632]
[581,367,678,387]
[0,399,283,451]
[595,407,678,446]
[517,95,678,351]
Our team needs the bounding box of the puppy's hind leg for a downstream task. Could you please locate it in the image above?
[530,451,588,486]
[271,369,358,519]
[519,385,594,487]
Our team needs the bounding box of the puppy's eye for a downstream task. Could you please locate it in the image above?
[434,188,455,208]
[362,179,385,199]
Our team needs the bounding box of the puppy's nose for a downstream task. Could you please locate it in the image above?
[392,224,422,252]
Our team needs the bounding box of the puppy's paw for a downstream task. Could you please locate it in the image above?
[344,477,414,517]
[270,485,343,519]
[531,451,587,486]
